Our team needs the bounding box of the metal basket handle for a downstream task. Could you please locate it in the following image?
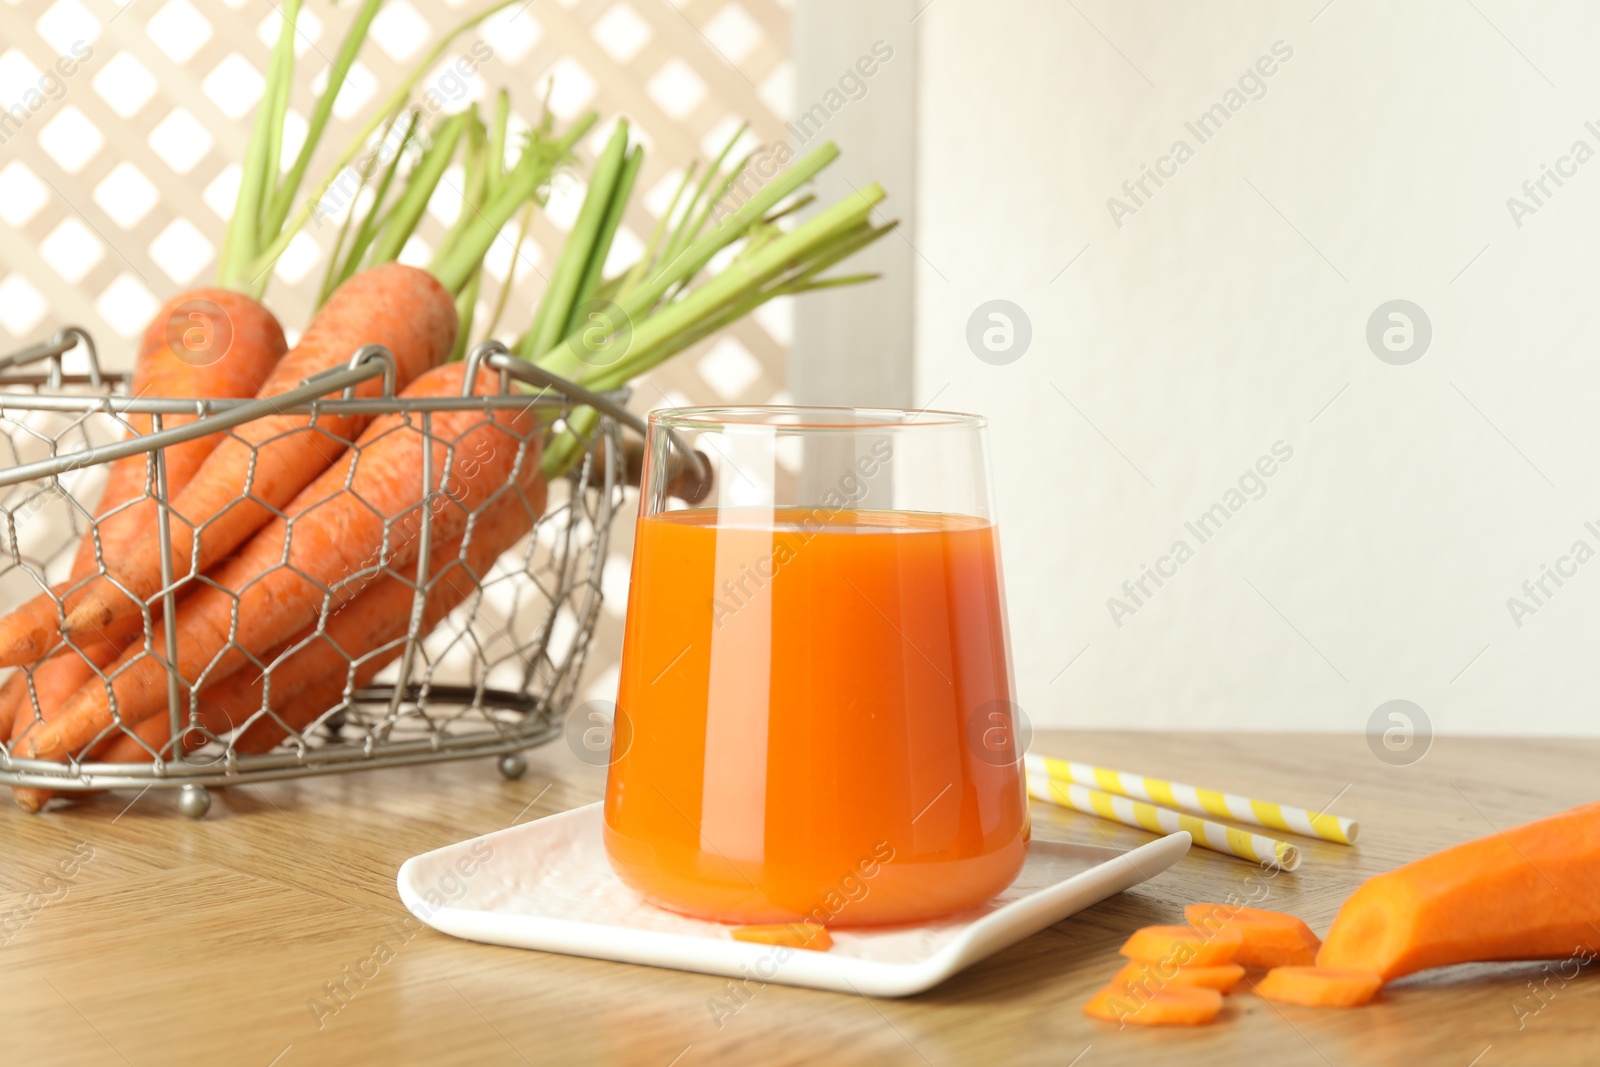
[0,332,712,502]
[0,326,103,390]
[463,340,712,502]
[0,343,397,490]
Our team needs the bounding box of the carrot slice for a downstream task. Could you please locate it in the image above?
[1238,929,1317,969]
[1186,903,1320,968]
[1255,966,1382,1007]
[1119,924,1242,966]
[1083,983,1222,1026]
[731,923,833,952]
[1186,904,1320,947]
[1114,960,1244,994]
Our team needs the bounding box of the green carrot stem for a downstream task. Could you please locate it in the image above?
[541,210,892,481]
[556,182,884,387]
[788,272,883,291]
[563,143,641,340]
[249,0,523,281]
[660,124,744,267]
[539,218,887,481]
[617,164,695,300]
[433,112,596,295]
[762,193,816,225]
[519,121,630,361]
[666,158,751,295]
[436,108,490,261]
[368,113,469,269]
[452,268,483,362]
[329,110,420,297]
[255,4,300,240]
[483,199,536,339]
[725,217,891,296]
[217,0,299,291]
[543,242,880,479]
[318,109,405,303]
[694,226,891,325]
[261,0,385,242]
[538,406,601,481]
[611,142,841,334]
[487,90,511,195]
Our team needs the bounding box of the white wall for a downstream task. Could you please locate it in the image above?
[913,0,1600,734]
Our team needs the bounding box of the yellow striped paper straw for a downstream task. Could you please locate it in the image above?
[1025,771,1302,871]
[1024,751,1358,846]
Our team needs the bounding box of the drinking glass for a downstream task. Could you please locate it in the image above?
[602,407,1028,927]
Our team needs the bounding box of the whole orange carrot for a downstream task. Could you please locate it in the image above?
[59,263,456,642]
[0,290,285,668]
[228,480,546,755]
[28,360,537,761]
[12,489,543,810]
[0,638,117,744]
[11,641,232,812]
[55,479,550,790]
[10,631,230,811]
[6,613,143,745]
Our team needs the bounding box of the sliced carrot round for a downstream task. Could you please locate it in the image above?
[1119,924,1242,967]
[1187,903,1320,948]
[1115,959,1245,994]
[1083,983,1223,1026]
[1232,923,1318,969]
[1255,966,1382,1007]
[1186,903,1321,968]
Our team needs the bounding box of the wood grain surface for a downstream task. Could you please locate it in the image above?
[1,730,1596,1066]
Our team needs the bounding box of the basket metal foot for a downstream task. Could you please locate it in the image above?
[177,784,212,819]
[498,753,528,781]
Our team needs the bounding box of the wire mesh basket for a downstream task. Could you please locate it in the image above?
[0,329,652,816]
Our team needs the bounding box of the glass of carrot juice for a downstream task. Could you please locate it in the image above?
[603,407,1029,927]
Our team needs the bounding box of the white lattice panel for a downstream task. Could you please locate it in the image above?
[0,0,797,701]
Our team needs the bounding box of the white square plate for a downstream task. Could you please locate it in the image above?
[397,802,1190,997]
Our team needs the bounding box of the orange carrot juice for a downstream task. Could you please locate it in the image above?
[603,507,1029,927]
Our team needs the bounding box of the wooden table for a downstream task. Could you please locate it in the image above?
[2,731,1595,1066]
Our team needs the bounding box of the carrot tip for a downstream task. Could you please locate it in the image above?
[13,787,51,813]
[0,638,42,669]
[59,602,111,637]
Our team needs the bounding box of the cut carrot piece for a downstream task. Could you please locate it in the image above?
[1317,801,1600,980]
[1255,966,1382,1007]
[1186,903,1320,968]
[731,923,833,952]
[1119,924,1242,967]
[1083,983,1222,1027]
[1186,904,1320,948]
[1229,923,1317,969]
[1114,960,1244,994]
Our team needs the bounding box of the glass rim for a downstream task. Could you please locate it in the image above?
[646,405,987,431]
